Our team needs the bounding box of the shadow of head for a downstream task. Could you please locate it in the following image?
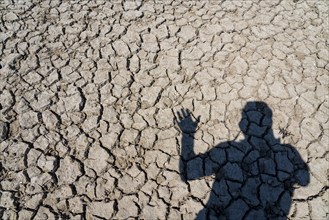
[239,101,273,137]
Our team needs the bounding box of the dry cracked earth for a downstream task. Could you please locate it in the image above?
[0,0,328,219]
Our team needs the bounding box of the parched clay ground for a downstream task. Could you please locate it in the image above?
[0,0,328,219]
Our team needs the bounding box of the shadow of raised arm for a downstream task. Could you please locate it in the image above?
[175,109,205,181]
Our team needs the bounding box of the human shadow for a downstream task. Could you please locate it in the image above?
[176,101,310,220]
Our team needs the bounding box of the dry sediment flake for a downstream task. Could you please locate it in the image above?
[0,0,328,219]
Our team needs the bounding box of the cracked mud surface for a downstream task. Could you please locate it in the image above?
[0,0,328,219]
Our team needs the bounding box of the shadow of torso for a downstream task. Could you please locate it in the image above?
[191,137,309,220]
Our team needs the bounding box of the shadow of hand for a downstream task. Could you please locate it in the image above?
[176,109,200,134]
